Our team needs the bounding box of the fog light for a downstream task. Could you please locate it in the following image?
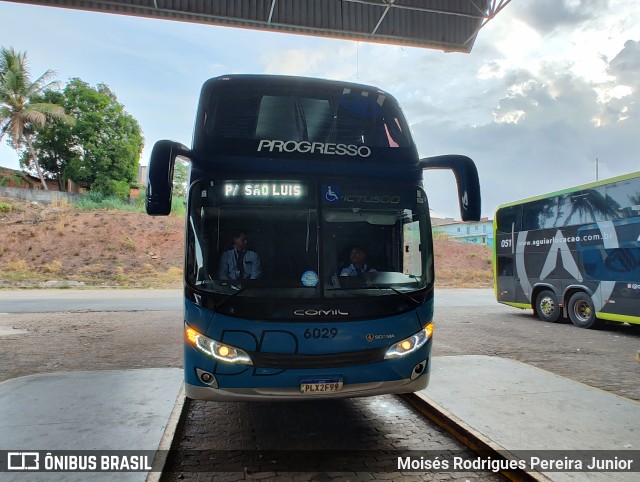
[196,368,218,387]
[411,360,427,380]
[201,372,213,383]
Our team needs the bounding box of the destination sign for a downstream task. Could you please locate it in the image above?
[223,182,305,199]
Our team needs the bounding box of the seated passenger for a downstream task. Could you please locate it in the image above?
[218,231,261,280]
[340,247,376,276]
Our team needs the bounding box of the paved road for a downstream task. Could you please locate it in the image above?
[0,289,183,312]
[434,288,498,306]
[2,287,637,400]
[0,288,493,313]
[1,288,637,480]
[2,288,637,400]
[164,394,506,481]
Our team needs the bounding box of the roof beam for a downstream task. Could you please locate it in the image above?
[2,0,509,53]
[462,0,512,46]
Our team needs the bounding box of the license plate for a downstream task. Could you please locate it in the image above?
[300,378,343,394]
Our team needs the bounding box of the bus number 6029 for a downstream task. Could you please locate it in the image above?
[304,328,338,339]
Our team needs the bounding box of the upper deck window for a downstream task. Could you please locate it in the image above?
[202,82,413,149]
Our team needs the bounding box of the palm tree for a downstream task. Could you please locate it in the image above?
[562,188,619,226]
[0,47,73,190]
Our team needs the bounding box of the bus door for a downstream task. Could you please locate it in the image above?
[495,205,521,304]
[496,250,516,304]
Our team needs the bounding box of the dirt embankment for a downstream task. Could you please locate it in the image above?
[0,197,493,288]
[432,236,494,288]
[0,198,184,288]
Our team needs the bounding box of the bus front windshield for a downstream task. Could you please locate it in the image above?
[186,180,431,300]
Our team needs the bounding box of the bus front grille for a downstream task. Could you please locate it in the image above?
[249,347,388,369]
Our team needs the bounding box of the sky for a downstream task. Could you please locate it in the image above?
[1,0,639,219]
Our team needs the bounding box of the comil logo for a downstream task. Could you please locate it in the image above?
[258,140,371,158]
[293,309,349,316]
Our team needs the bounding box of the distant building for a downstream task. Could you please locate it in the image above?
[137,165,147,187]
[0,167,84,192]
[129,165,148,200]
[0,167,40,189]
[431,217,494,248]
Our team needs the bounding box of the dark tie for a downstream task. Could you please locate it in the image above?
[236,250,245,278]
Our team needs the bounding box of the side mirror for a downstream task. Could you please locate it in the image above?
[420,155,481,221]
[146,140,190,215]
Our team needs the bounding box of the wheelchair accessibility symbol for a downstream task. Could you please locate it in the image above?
[323,185,341,202]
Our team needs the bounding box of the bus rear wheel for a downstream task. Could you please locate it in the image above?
[567,292,603,329]
[535,290,560,322]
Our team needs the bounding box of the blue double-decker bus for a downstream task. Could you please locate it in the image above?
[147,75,480,400]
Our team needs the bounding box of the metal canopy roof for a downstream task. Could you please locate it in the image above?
[6,0,510,53]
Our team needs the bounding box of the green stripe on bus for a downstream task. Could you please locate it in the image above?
[596,312,640,325]
[500,302,530,310]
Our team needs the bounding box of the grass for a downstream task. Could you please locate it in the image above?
[42,260,63,274]
[72,191,186,216]
[436,267,493,288]
[1,259,46,283]
[120,235,137,251]
[0,191,186,289]
[55,213,70,236]
[73,192,145,212]
[1,260,183,288]
[0,201,14,213]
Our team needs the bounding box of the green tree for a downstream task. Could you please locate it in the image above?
[0,47,73,190]
[61,79,144,197]
[172,159,189,198]
[20,89,79,191]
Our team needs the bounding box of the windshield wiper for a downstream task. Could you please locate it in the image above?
[214,284,246,310]
[370,285,422,307]
[328,282,422,307]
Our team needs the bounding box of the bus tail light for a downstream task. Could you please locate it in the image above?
[185,327,253,365]
[384,323,433,359]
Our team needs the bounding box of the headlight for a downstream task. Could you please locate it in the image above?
[185,327,253,365]
[384,323,433,359]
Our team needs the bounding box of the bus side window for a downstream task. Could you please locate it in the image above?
[554,188,608,226]
[605,179,640,219]
[521,198,557,230]
[496,205,521,233]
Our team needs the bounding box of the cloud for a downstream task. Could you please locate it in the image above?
[246,6,639,219]
[512,0,605,35]
[260,41,360,80]
[413,33,640,218]
[607,39,640,86]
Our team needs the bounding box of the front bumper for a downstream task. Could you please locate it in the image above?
[185,371,430,401]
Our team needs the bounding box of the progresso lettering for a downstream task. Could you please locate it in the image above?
[258,140,371,158]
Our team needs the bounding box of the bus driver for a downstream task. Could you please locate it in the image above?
[218,231,262,280]
[340,247,376,276]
